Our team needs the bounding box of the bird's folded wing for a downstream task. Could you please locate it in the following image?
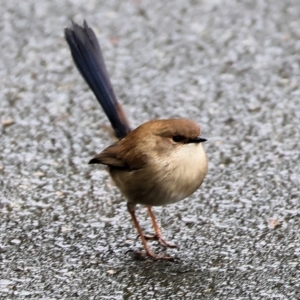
[89,143,148,171]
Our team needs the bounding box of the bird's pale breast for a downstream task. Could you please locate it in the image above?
[110,143,208,208]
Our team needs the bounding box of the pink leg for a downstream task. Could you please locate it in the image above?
[128,208,175,261]
[145,206,177,248]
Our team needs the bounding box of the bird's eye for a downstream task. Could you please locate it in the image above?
[172,135,185,143]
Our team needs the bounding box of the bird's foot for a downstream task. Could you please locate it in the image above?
[143,233,177,248]
[131,250,179,262]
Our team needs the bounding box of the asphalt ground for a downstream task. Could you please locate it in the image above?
[1,0,300,299]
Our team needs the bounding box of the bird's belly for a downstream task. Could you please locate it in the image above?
[110,144,208,207]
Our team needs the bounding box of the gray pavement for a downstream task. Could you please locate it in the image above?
[1,0,300,299]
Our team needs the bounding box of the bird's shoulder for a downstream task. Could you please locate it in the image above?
[89,140,148,171]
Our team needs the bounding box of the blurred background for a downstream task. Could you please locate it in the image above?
[1,0,300,298]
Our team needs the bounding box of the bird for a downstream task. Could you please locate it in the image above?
[64,21,208,261]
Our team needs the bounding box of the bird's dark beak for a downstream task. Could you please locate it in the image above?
[188,136,207,144]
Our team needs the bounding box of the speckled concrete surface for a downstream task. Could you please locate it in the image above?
[1,0,300,299]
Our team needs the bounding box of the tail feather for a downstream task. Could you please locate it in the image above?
[64,21,131,140]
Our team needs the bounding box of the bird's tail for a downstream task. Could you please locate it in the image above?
[64,21,131,140]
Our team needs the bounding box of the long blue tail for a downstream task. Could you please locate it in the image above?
[64,21,131,140]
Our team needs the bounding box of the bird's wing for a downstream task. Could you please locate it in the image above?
[89,142,148,171]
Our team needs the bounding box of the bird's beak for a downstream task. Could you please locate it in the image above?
[187,136,207,144]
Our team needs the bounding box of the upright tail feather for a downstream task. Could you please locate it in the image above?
[64,21,131,140]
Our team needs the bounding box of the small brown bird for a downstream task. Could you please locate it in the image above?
[64,21,208,260]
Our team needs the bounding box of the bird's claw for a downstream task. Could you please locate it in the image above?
[130,250,180,262]
[143,234,177,248]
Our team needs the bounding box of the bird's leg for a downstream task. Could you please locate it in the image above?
[127,205,175,261]
[144,206,177,248]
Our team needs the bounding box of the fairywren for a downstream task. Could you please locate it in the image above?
[65,21,208,260]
